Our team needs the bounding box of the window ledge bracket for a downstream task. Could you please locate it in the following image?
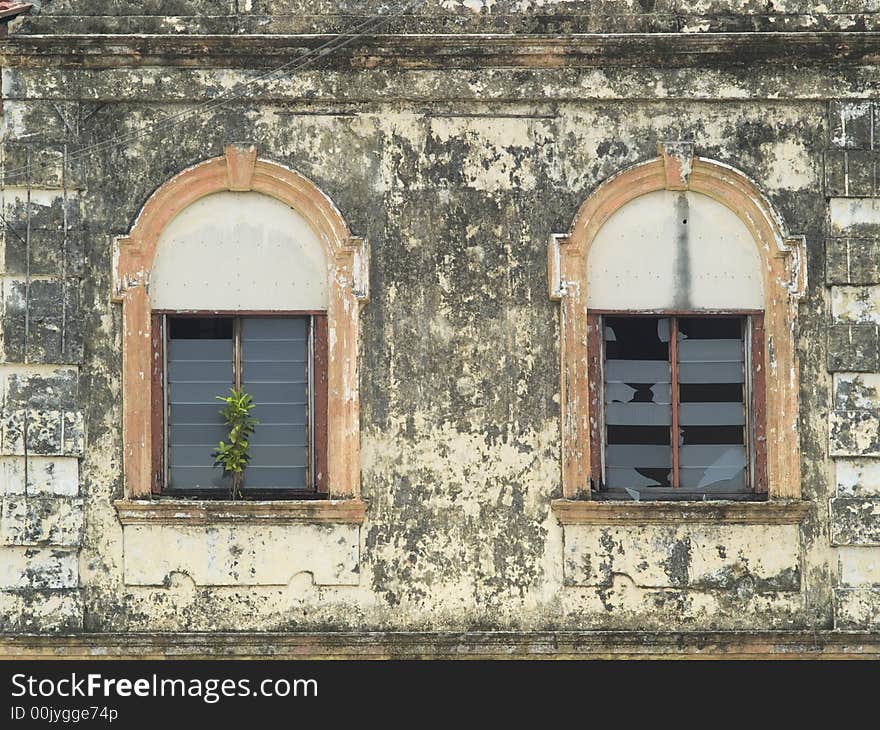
[114,498,367,526]
[550,498,810,526]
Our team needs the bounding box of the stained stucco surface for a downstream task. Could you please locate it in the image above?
[0,2,878,641]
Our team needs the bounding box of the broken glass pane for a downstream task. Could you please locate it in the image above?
[603,317,672,489]
[606,382,672,404]
[676,317,747,491]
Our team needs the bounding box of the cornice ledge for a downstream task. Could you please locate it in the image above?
[114,498,367,525]
[551,498,811,525]
[1,629,878,659]
[4,32,880,69]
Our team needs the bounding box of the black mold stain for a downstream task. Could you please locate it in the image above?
[2,32,845,634]
[663,538,692,587]
[673,192,692,310]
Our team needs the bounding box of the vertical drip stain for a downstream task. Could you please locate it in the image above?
[24,148,31,364]
[61,140,69,360]
[23,150,32,492]
[673,192,691,310]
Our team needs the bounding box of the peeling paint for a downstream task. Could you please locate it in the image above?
[0,3,871,642]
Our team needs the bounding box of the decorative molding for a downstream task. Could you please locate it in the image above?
[0,4,32,23]
[224,143,257,191]
[1,630,878,660]
[551,499,811,526]
[784,234,808,298]
[547,233,569,301]
[112,145,369,499]
[6,33,880,70]
[658,140,693,190]
[548,153,807,500]
[114,499,366,525]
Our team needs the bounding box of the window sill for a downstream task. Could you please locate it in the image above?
[550,498,810,525]
[114,498,366,526]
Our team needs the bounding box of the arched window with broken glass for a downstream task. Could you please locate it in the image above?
[587,190,766,500]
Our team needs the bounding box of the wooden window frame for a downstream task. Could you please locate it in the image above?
[548,145,807,504]
[587,310,768,500]
[150,310,329,500]
[112,145,369,502]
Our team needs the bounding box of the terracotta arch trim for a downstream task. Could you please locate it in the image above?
[112,145,369,499]
[548,150,805,501]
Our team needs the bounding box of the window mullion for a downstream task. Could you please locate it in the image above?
[670,316,680,489]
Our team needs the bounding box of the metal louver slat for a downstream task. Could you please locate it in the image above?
[166,325,233,489]
[241,317,310,489]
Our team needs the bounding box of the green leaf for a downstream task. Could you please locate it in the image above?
[213,386,260,494]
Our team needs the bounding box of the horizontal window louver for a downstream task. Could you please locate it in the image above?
[241,318,310,489]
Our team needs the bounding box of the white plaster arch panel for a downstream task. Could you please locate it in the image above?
[587,190,764,310]
[149,191,329,310]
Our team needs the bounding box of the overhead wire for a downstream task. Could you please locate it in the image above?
[0,0,425,184]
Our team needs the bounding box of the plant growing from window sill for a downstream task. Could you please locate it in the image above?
[213,387,259,499]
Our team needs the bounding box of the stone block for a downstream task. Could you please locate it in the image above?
[829,101,874,150]
[834,373,880,410]
[829,410,880,456]
[835,587,880,629]
[4,367,79,410]
[847,150,878,196]
[848,237,880,284]
[0,409,84,457]
[0,496,84,546]
[825,151,847,196]
[827,325,878,371]
[825,236,849,284]
[825,150,880,197]
[826,237,880,285]
[3,226,85,277]
[0,456,79,496]
[0,547,77,589]
[2,141,82,189]
[838,546,880,585]
[830,497,880,545]
[1,278,83,364]
[830,198,880,231]
[1,188,81,231]
[835,458,880,498]
[831,286,880,323]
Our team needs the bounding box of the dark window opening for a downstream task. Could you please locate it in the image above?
[604,317,673,491]
[597,314,758,500]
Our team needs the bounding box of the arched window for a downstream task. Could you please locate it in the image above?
[549,143,806,504]
[112,145,368,503]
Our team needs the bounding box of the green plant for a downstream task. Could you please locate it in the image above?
[212,387,259,499]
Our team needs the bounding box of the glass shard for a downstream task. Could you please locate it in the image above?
[603,316,673,490]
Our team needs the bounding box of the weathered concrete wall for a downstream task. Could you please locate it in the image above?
[16,1,880,34]
[826,100,880,629]
[1,3,877,642]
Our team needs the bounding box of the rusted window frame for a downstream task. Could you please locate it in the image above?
[150,309,329,499]
[587,308,767,499]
